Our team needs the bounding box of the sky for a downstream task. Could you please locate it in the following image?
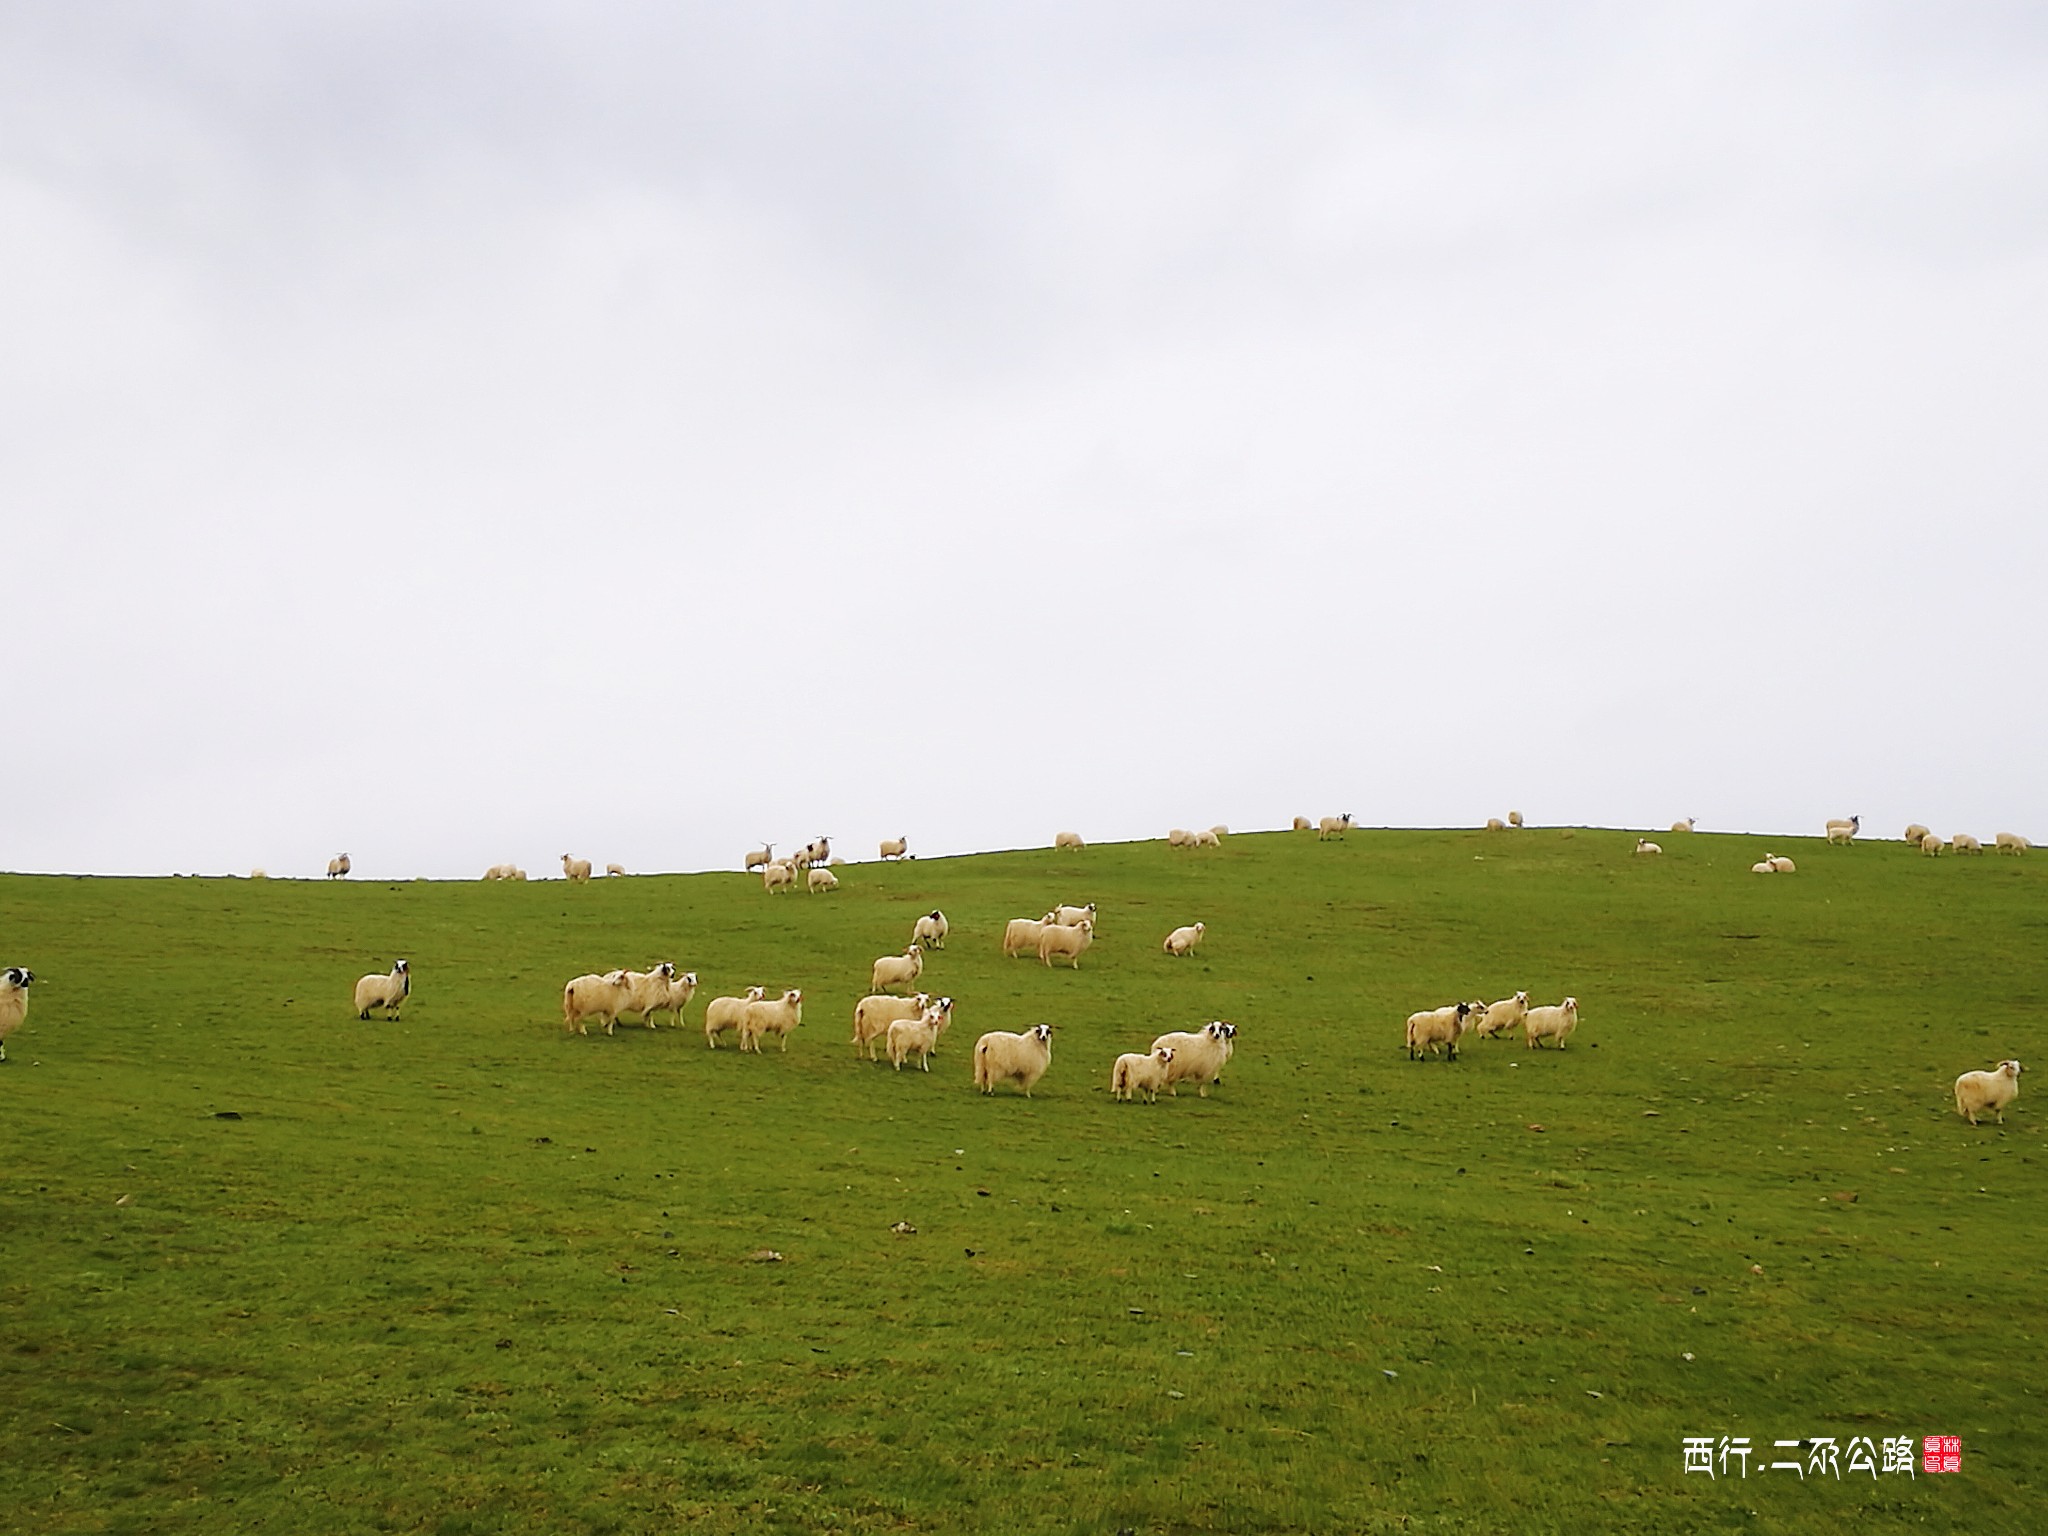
[5,2,2045,878]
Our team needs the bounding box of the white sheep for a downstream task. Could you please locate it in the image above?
[887,1004,947,1071]
[1406,1001,1475,1061]
[761,861,797,894]
[1293,816,1312,831]
[326,853,351,879]
[604,863,625,878]
[1952,833,1983,855]
[1110,1047,1176,1103]
[1634,839,1662,856]
[1751,857,1778,874]
[871,945,926,994]
[1486,817,1507,832]
[1190,828,1221,848]
[1317,814,1353,840]
[804,836,832,864]
[482,862,521,881]
[704,986,767,1049]
[0,966,35,1061]
[1001,915,1056,958]
[561,854,592,883]
[1953,1059,2022,1125]
[1826,816,1860,845]
[1054,830,1086,851]
[739,989,804,1053]
[851,991,932,1059]
[1210,824,1230,838]
[1523,997,1580,1049]
[354,959,411,1020]
[745,843,776,872]
[562,970,633,1036]
[616,963,679,1028]
[1671,818,1696,834]
[1167,828,1192,848]
[1508,811,1524,828]
[1163,922,1206,957]
[249,868,268,879]
[1995,832,2031,855]
[1768,855,1797,873]
[808,866,840,893]
[1474,991,1529,1039]
[1921,833,1944,857]
[1149,1021,1237,1097]
[1037,918,1095,969]
[1904,823,1930,847]
[912,910,949,950]
[650,969,699,1028]
[1052,903,1097,929]
[878,836,908,860]
[972,1023,1053,1096]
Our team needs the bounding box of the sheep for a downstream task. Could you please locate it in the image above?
[1163,921,1206,957]
[1634,838,1662,856]
[1037,917,1095,969]
[1317,814,1352,840]
[787,847,812,875]
[745,843,775,872]
[562,970,633,1036]
[739,989,804,1053]
[1524,996,1580,1050]
[1904,823,1930,847]
[1149,1021,1237,1096]
[1191,828,1221,848]
[1209,824,1230,838]
[1110,1047,1176,1103]
[878,836,908,860]
[851,991,930,1057]
[1768,855,1796,873]
[912,909,949,950]
[353,959,411,1020]
[1486,817,1507,832]
[804,836,832,864]
[249,868,268,879]
[606,863,627,878]
[1826,816,1860,845]
[1751,857,1778,874]
[1054,831,1085,850]
[1952,833,1983,855]
[887,1005,948,1071]
[1671,818,1696,834]
[704,986,767,1048]
[483,863,521,881]
[871,944,926,994]
[807,866,839,893]
[1293,816,1312,831]
[615,963,679,1028]
[1921,833,1944,857]
[1002,915,1057,957]
[326,853,351,879]
[1953,1059,2023,1126]
[0,967,35,1062]
[650,969,699,1028]
[1053,902,1097,929]
[561,854,592,882]
[761,860,797,894]
[1995,832,2031,855]
[972,1023,1053,1096]
[1167,828,1193,848]
[1473,990,1529,1039]
[1406,1001,1476,1061]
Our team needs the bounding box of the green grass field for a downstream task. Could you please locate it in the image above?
[2,829,2040,1533]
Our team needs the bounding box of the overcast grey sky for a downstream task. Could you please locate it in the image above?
[6,3,2045,878]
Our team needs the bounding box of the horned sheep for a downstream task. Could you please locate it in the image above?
[972,1023,1054,1096]
[1953,1059,2022,1125]
[354,959,411,1021]
[745,843,775,871]
[1110,1047,1176,1103]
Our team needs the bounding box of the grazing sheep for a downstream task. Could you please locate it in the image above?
[1053,903,1097,929]
[871,945,926,994]
[1486,817,1507,832]
[739,989,804,1053]
[807,866,839,893]
[704,986,767,1049]
[1054,830,1085,850]
[1524,997,1580,1050]
[561,854,592,883]
[1952,833,1983,855]
[1406,1001,1475,1061]
[615,963,679,1028]
[761,861,797,894]
[1190,828,1221,848]
[604,863,625,878]
[1904,823,1930,847]
[249,868,268,879]
[1474,991,1529,1039]
[887,1005,947,1071]
[1995,832,2031,855]
[972,1024,1054,1097]
[1037,918,1095,969]
[0,967,35,1062]
[353,959,411,1020]
[851,991,931,1058]
[1110,1047,1176,1103]
[1167,828,1193,848]
[1768,855,1797,873]
[1293,816,1312,831]
[1163,922,1206,957]
[1634,839,1662,856]
[745,843,775,872]
[1751,857,1778,874]
[1671,818,1696,834]
[1921,834,1944,857]
[913,910,949,950]
[1149,1021,1237,1097]
[1318,814,1352,840]
[1002,915,1056,958]
[482,863,521,881]
[326,853,351,879]
[562,970,633,1036]
[1210,824,1230,838]
[1508,811,1524,828]
[878,836,908,860]
[1954,1060,2023,1125]
[1826,816,1860,845]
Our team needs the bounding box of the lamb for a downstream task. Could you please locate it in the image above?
[0,967,35,1062]
[562,970,634,1036]
[1054,831,1085,850]
[1671,818,1696,834]
[1110,1047,1176,1103]
[1163,922,1206,957]
[1995,832,2031,855]
[648,969,699,1028]
[1952,833,1983,855]
[616,963,679,1028]
[878,836,908,860]
[1149,1021,1236,1096]
[1052,903,1097,929]
[1037,917,1095,968]
[353,959,411,1020]
[1406,1001,1475,1061]
[807,866,839,893]
[1953,1059,2023,1125]
[851,991,930,1058]
[1191,828,1221,848]
[1750,857,1778,874]
[913,909,949,950]
[1293,816,1312,831]
[1486,817,1507,832]
[745,843,775,871]
[1904,823,1930,847]
[761,861,797,894]
[1002,915,1057,957]
[887,1004,947,1071]
[326,853,351,879]
[606,863,627,877]
[561,854,592,882]
[1523,996,1580,1050]
[972,1023,1054,1096]
[738,989,804,1053]
[704,986,767,1048]
[1473,990,1528,1039]
[1826,816,1860,845]
[1921,834,1944,857]
[871,944,926,993]
[1768,855,1797,873]
[1634,839,1662,856]
[1317,814,1352,840]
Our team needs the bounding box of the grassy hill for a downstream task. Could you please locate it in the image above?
[2,828,2040,1533]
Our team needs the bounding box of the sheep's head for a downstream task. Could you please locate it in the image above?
[2003,1060,2024,1079]
[1514,990,1529,1006]
[654,962,676,979]
[1030,1023,1052,1043]
[682,972,698,985]
[1157,1047,1175,1064]
[786,989,803,1004]
[4,967,32,987]
[394,959,409,973]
